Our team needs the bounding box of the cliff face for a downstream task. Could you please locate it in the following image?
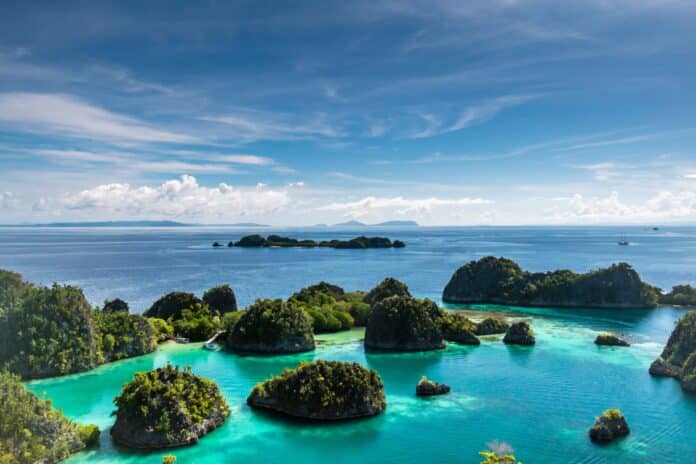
[247,360,386,420]
[364,296,444,351]
[443,257,658,309]
[650,311,696,392]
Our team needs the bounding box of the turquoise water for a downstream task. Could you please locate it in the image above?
[6,226,696,462]
[26,306,696,464]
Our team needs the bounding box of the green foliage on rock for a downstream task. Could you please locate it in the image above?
[503,321,536,346]
[0,281,101,379]
[102,298,129,313]
[95,310,157,362]
[594,332,630,347]
[247,360,386,420]
[144,292,202,320]
[364,296,444,351]
[111,365,229,449]
[202,284,238,314]
[443,256,659,308]
[148,318,174,343]
[589,409,630,442]
[438,311,480,345]
[476,317,510,336]
[0,371,99,463]
[287,282,366,333]
[170,303,222,342]
[227,299,315,353]
[660,285,696,306]
[364,277,411,306]
[650,311,696,392]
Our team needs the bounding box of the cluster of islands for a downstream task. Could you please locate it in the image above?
[1,256,695,462]
[213,234,406,249]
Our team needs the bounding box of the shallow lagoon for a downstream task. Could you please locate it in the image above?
[27,305,696,464]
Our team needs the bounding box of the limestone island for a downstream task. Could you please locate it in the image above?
[595,332,630,347]
[649,311,696,393]
[589,409,630,443]
[475,317,510,335]
[442,257,659,309]
[660,284,696,306]
[226,298,315,353]
[416,376,451,396]
[111,365,230,449]
[503,321,536,345]
[365,295,445,351]
[232,234,405,249]
[247,360,386,420]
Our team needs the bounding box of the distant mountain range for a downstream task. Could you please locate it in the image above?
[332,220,419,227]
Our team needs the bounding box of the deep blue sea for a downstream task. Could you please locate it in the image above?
[3,226,696,464]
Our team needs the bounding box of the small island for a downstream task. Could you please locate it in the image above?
[439,312,480,345]
[589,409,630,443]
[226,299,315,353]
[416,376,451,396]
[660,284,696,306]
[503,321,536,345]
[595,332,630,347]
[443,257,659,309]
[247,360,386,420]
[365,295,445,351]
[649,311,696,393]
[230,234,406,249]
[111,365,230,449]
[475,317,510,335]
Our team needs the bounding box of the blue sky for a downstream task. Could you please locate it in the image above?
[1,0,696,225]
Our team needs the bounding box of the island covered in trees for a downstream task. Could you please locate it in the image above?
[218,234,405,249]
[442,256,659,308]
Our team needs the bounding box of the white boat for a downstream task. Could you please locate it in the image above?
[203,343,218,351]
[175,337,190,344]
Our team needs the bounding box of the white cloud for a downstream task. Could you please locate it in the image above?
[201,108,342,142]
[56,175,289,219]
[0,93,196,144]
[548,190,696,222]
[571,162,625,181]
[0,192,19,209]
[410,94,537,138]
[318,195,492,217]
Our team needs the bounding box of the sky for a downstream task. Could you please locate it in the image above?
[1,0,696,226]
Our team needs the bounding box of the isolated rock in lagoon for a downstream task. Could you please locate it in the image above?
[212,241,222,247]
[226,299,315,353]
[595,332,630,347]
[364,277,412,306]
[475,317,510,335]
[442,256,659,308]
[364,296,445,351]
[503,321,536,345]
[416,376,450,396]
[649,311,696,392]
[392,240,406,248]
[247,360,386,420]
[111,365,229,449]
[438,312,480,345]
[589,409,630,443]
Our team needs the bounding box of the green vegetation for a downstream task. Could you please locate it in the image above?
[170,303,222,342]
[202,284,237,314]
[227,299,315,353]
[233,234,405,249]
[594,332,629,347]
[0,269,170,380]
[95,310,157,362]
[443,257,659,308]
[144,292,202,320]
[162,456,177,464]
[660,285,696,306]
[111,365,229,449]
[438,311,480,344]
[650,311,696,392]
[503,321,536,346]
[0,371,99,463]
[102,298,129,313]
[287,282,368,333]
[222,310,245,332]
[416,375,450,396]
[478,441,522,464]
[363,277,411,306]
[247,360,386,420]
[365,296,445,351]
[148,318,174,343]
[589,409,630,442]
[476,317,510,336]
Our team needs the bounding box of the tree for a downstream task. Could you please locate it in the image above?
[102,298,129,313]
[202,284,238,314]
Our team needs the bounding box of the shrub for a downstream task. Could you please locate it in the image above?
[170,303,221,341]
[148,317,174,342]
[364,277,411,306]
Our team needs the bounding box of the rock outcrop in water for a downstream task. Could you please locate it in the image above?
[649,311,696,392]
[595,332,630,347]
[111,365,229,449]
[589,409,630,443]
[475,317,510,335]
[416,376,450,396]
[364,296,445,351]
[503,321,536,345]
[442,257,659,308]
[438,312,480,345]
[226,299,315,353]
[247,360,386,420]
[232,234,405,249]
[364,277,412,306]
